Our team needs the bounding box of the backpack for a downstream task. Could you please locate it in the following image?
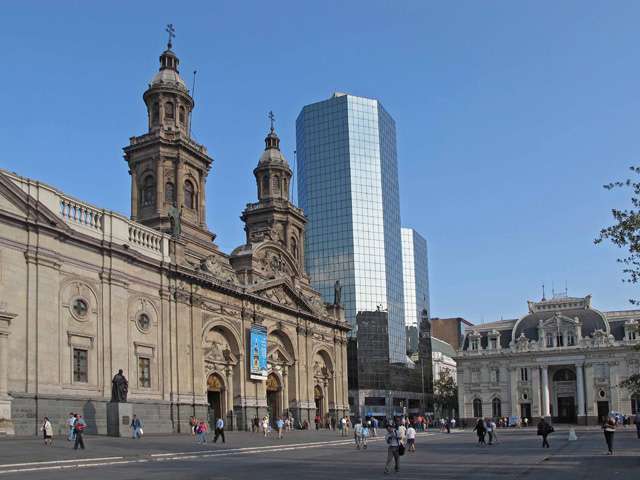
[196,425,203,434]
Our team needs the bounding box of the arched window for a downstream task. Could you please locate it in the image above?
[273,176,280,191]
[546,333,554,347]
[165,102,174,119]
[153,103,159,122]
[290,236,298,258]
[262,176,270,195]
[556,333,564,347]
[567,332,575,346]
[473,398,482,418]
[179,106,186,124]
[552,368,576,382]
[632,394,638,415]
[492,398,502,418]
[142,176,155,206]
[164,182,174,204]
[184,180,195,209]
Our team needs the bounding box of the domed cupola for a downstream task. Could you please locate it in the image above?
[143,39,193,136]
[254,115,292,203]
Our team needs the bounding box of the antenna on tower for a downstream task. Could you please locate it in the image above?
[542,284,546,301]
[565,280,568,297]
[189,70,197,139]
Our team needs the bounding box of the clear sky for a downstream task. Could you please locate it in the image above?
[2,1,640,323]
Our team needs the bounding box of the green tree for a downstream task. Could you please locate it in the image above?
[433,369,458,417]
[595,166,640,397]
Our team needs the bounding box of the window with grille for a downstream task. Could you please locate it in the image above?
[520,368,529,382]
[73,349,88,383]
[138,357,150,388]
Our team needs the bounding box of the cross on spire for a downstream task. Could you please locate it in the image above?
[269,111,275,132]
[166,24,175,47]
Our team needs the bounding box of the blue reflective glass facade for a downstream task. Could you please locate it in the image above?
[296,94,406,364]
[401,228,430,353]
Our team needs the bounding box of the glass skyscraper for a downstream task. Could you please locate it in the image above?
[401,228,430,354]
[296,93,406,364]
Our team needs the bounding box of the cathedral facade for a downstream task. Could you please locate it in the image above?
[456,295,639,426]
[0,42,351,436]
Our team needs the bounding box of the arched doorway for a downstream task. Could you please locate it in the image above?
[314,385,324,419]
[552,368,576,423]
[207,374,224,426]
[267,373,280,426]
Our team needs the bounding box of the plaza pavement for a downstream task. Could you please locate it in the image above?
[0,425,637,479]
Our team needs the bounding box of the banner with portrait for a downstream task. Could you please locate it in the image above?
[250,324,268,380]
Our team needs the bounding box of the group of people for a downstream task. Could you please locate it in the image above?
[190,416,225,445]
[41,413,87,449]
[472,417,502,446]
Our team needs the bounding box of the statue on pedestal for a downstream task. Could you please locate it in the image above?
[168,203,182,239]
[334,280,341,306]
[111,369,128,403]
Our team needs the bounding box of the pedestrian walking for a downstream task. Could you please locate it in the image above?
[196,420,207,444]
[536,417,553,448]
[602,416,616,455]
[262,416,269,436]
[213,417,225,443]
[383,425,402,474]
[361,421,369,450]
[66,413,76,441]
[371,417,378,437]
[189,416,197,435]
[73,414,86,450]
[252,415,260,433]
[406,425,416,452]
[331,416,336,431]
[473,418,486,446]
[354,418,363,450]
[634,412,640,439]
[276,417,284,439]
[451,418,456,430]
[131,414,142,439]
[489,418,500,444]
[40,417,53,445]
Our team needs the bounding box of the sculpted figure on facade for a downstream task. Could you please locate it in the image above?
[111,369,128,403]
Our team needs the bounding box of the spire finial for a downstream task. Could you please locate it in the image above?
[166,24,175,49]
[269,111,275,132]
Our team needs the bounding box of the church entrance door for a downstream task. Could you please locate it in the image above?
[557,395,576,423]
[267,373,280,427]
[207,374,224,426]
[314,385,323,419]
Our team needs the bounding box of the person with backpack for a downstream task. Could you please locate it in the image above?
[383,424,402,474]
[537,417,553,448]
[196,420,207,445]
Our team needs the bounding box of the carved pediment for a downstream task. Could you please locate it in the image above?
[249,280,317,315]
[267,345,294,366]
[538,314,580,329]
[254,244,300,279]
[198,256,237,283]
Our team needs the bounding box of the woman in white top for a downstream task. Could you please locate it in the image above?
[406,425,416,451]
[40,417,53,445]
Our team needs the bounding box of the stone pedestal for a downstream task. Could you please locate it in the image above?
[0,398,15,436]
[107,402,132,437]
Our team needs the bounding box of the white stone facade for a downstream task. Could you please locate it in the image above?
[456,295,640,425]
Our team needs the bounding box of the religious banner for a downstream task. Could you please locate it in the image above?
[250,324,268,380]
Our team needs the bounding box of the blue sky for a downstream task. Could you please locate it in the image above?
[2,1,640,323]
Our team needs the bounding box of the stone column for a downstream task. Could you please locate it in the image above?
[130,166,138,220]
[0,306,17,435]
[610,361,621,413]
[575,363,586,420]
[282,366,289,417]
[176,156,185,208]
[156,156,164,215]
[299,231,305,266]
[199,171,207,227]
[226,366,234,427]
[509,367,519,417]
[540,365,550,417]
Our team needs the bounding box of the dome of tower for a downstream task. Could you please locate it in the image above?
[150,69,189,92]
[149,43,189,93]
[258,131,289,166]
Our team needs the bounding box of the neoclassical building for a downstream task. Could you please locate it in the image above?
[0,41,350,436]
[457,295,639,425]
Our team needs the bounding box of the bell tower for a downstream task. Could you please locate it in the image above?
[123,35,218,255]
[240,117,307,268]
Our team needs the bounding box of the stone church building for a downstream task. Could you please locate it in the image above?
[0,42,351,436]
[456,294,639,425]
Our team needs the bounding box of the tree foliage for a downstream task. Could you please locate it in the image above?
[433,369,458,412]
[595,166,640,396]
[595,166,640,293]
